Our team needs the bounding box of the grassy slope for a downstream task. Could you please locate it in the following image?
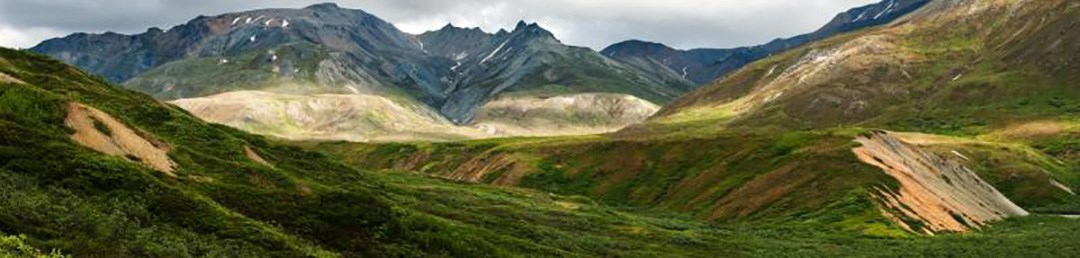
[318,124,1079,221]
[0,47,447,257]
[374,170,1080,257]
[0,48,742,257]
[2,47,1080,256]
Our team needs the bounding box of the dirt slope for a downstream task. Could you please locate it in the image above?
[244,145,273,167]
[853,131,1027,234]
[0,72,24,84]
[65,103,176,175]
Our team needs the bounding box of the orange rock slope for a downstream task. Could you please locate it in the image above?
[853,130,1028,234]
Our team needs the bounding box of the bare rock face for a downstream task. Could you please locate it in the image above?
[853,131,1028,234]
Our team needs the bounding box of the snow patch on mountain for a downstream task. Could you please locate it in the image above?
[481,40,510,64]
[874,0,896,20]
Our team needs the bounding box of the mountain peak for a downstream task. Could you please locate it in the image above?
[609,40,669,49]
[514,20,529,31]
[600,40,676,57]
[508,21,555,41]
[305,2,341,10]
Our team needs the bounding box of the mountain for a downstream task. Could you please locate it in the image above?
[29,4,689,141]
[32,3,447,103]
[602,0,930,85]
[419,21,693,122]
[417,24,493,61]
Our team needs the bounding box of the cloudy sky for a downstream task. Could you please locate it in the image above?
[0,0,877,50]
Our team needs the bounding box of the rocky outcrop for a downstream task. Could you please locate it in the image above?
[853,131,1028,234]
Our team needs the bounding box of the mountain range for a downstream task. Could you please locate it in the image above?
[27,1,923,141]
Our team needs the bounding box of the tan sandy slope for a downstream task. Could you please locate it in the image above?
[65,103,176,175]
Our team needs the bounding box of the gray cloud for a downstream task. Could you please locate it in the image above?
[0,0,877,50]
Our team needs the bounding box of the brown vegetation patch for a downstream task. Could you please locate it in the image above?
[985,120,1075,141]
[447,153,516,183]
[706,162,818,220]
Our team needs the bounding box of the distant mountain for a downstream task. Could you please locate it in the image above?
[29,3,690,140]
[602,0,930,85]
[32,3,448,103]
[417,24,493,61]
[424,21,693,122]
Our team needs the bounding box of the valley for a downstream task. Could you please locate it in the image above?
[1,0,1079,257]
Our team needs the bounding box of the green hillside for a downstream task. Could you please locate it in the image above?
[3,44,1080,257]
